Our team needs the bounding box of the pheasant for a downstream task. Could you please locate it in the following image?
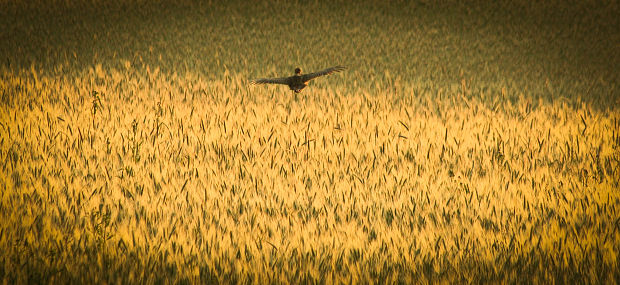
[251,66,346,98]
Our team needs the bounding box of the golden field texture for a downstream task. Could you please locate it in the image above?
[1,0,619,283]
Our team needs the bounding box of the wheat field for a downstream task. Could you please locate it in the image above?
[1,0,619,283]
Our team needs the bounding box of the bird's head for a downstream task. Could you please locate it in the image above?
[294,67,302,75]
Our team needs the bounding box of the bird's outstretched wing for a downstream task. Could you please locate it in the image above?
[251,77,291,85]
[301,66,346,82]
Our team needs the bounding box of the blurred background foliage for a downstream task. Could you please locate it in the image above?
[1,0,618,107]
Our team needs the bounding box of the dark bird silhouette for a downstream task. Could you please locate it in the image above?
[251,66,346,97]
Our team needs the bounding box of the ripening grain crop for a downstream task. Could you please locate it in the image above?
[1,0,619,283]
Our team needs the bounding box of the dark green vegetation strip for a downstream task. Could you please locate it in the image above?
[1,0,618,107]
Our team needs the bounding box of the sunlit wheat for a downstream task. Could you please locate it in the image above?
[1,0,618,283]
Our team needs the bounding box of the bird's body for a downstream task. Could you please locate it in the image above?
[287,74,307,93]
[251,66,346,94]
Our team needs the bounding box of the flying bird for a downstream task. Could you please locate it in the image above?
[251,66,346,97]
